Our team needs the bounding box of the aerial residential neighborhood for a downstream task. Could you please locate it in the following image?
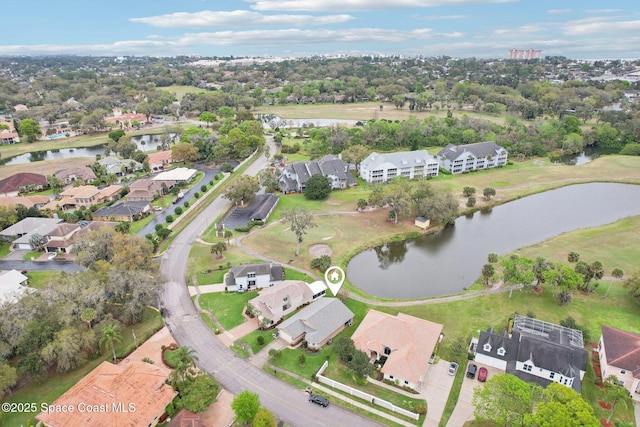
[1,4,640,426]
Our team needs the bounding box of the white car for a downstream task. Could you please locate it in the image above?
[448,362,459,376]
[47,253,57,260]
[153,206,163,211]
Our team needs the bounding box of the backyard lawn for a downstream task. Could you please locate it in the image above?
[187,242,262,286]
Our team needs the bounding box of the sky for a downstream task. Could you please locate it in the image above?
[1,0,639,60]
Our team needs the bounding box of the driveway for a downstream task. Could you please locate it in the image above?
[447,362,502,427]
[419,359,456,427]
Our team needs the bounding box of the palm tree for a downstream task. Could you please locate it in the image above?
[80,308,96,329]
[99,324,122,362]
[169,346,199,392]
[604,375,633,424]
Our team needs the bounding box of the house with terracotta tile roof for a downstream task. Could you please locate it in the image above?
[0,195,50,209]
[0,172,47,197]
[598,325,640,401]
[351,310,443,390]
[36,361,176,427]
[248,280,326,327]
[0,130,19,144]
[147,150,173,170]
[104,108,148,130]
[54,166,97,185]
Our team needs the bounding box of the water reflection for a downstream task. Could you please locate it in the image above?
[374,240,408,270]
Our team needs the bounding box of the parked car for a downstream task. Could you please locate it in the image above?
[429,353,436,364]
[448,362,458,376]
[47,252,57,260]
[478,367,488,382]
[467,363,477,379]
[309,394,329,407]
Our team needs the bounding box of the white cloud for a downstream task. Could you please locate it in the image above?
[415,14,468,21]
[245,0,516,12]
[584,9,622,14]
[130,10,355,27]
[546,9,571,15]
[563,17,640,35]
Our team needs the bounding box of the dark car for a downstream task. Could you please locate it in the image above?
[478,367,488,382]
[309,393,329,407]
[466,363,477,379]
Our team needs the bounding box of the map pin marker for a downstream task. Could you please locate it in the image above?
[324,266,345,296]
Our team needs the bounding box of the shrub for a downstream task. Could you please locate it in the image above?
[304,175,331,200]
[194,192,200,198]
[311,255,332,273]
[166,215,174,223]
[235,225,250,232]
[268,349,281,359]
[201,185,207,192]
[463,186,476,197]
[220,163,234,173]
[157,228,171,239]
[466,196,476,207]
[357,199,368,209]
[155,223,164,232]
[209,180,214,186]
[184,201,190,208]
[620,143,640,156]
[257,336,265,346]
[174,206,183,215]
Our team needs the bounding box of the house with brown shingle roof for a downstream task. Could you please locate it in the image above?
[36,361,176,427]
[0,172,47,197]
[599,325,640,401]
[0,195,49,209]
[127,179,173,202]
[54,166,97,185]
[351,310,443,390]
[248,280,326,327]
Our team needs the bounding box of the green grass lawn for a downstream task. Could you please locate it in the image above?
[22,250,42,261]
[26,271,62,289]
[0,242,10,258]
[129,213,156,235]
[164,348,180,367]
[187,242,262,286]
[196,291,257,330]
[241,329,276,354]
[0,308,163,427]
[284,267,316,283]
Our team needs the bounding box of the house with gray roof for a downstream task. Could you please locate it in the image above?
[278,155,356,193]
[474,315,588,392]
[0,270,31,304]
[437,141,508,174]
[359,150,439,184]
[93,201,149,222]
[278,298,354,350]
[0,217,64,250]
[98,156,143,176]
[225,262,284,292]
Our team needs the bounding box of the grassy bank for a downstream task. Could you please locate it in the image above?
[187,242,262,286]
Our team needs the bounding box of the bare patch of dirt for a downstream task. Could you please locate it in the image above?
[308,243,333,257]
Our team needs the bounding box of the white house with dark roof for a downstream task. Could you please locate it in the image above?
[359,150,439,184]
[438,141,508,174]
[598,325,640,401]
[247,279,326,327]
[225,262,284,292]
[474,315,588,392]
[278,298,354,350]
[278,155,356,193]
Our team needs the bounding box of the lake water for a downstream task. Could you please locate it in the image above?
[347,183,640,299]
[551,148,599,166]
[0,133,177,166]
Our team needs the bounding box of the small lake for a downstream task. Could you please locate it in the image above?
[551,147,600,166]
[0,133,177,166]
[347,183,640,299]
[258,114,361,129]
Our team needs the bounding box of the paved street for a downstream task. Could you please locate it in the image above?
[160,138,381,426]
[0,259,85,273]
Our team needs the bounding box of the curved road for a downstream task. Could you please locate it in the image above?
[160,139,380,427]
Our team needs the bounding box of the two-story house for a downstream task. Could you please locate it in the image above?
[247,280,327,327]
[278,155,356,193]
[359,150,440,184]
[225,262,285,292]
[438,141,508,174]
[598,325,640,401]
[474,315,588,392]
[127,179,174,202]
[54,166,97,185]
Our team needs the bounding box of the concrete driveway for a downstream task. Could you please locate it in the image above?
[419,359,456,427]
[447,362,502,427]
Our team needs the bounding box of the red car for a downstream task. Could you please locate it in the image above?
[478,367,488,382]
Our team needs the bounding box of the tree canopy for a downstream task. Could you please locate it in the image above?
[223,175,260,203]
[304,174,332,200]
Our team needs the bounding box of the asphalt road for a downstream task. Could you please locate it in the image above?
[159,138,380,427]
[137,164,220,237]
[0,260,85,273]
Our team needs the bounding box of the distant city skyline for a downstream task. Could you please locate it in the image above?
[1,1,639,59]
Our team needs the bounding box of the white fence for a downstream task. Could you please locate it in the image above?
[315,361,419,420]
